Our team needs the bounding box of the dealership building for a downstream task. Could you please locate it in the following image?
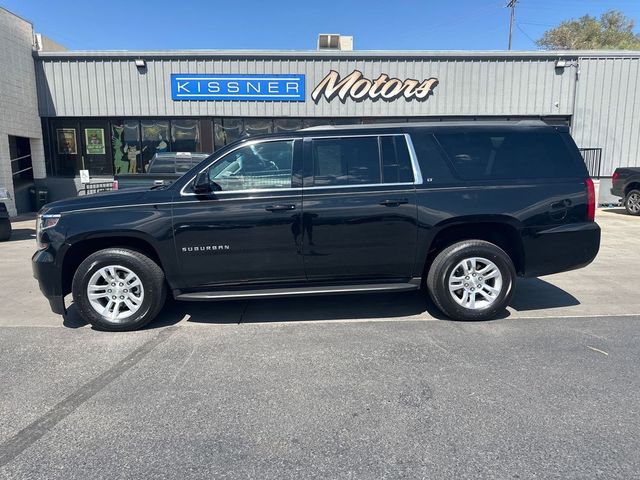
[1,6,640,215]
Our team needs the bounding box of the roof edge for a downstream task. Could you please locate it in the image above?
[33,48,640,60]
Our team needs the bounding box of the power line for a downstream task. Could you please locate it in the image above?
[516,23,538,47]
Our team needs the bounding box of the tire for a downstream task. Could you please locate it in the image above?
[625,189,640,216]
[426,240,516,321]
[72,248,166,331]
[0,219,11,241]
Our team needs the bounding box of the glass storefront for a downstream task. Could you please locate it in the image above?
[111,120,140,174]
[42,116,570,177]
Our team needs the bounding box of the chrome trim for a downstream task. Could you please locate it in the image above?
[304,188,415,197]
[206,187,302,196]
[404,133,424,185]
[303,133,404,140]
[180,133,423,197]
[304,182,414,191]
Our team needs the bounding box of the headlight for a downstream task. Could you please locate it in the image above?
[36,214,61,250]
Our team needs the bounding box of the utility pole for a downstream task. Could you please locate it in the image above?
[507,0,517,50]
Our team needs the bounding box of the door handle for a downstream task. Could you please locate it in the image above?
[379,199,409,207]
[265,204,296,212]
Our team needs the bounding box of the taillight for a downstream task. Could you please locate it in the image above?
[113,180,119,191]
[585,177,595,221]
[612,171,619,186]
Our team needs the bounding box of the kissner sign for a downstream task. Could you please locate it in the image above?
[311,70,439,102]
[171,74,305,101]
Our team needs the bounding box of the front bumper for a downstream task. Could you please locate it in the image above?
[32,249,66,315]
[522,221,601,278]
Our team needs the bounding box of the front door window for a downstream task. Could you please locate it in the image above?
[208,140,295,191]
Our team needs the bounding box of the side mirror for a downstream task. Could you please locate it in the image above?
[193,171,212,194]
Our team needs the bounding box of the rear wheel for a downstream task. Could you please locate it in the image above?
[427,240,516,321]
[625,189,640,215]
[72,248,166,331]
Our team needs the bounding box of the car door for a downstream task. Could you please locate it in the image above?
[171,138,305,289]
[301,133,419,281]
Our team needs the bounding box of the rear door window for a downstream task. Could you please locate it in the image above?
[311,137,380,186]
[435,131,582,180]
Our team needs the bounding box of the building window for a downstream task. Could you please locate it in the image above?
[214,118,243,150]
[50,120,81,176]
[81,120,112,176]
[274,118,303,133]
[171,119,200,152]
[111,120,141,174]
[244,118,273,136]
[140,120,170,173]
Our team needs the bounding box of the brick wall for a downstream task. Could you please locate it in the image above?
[0,8,46,216]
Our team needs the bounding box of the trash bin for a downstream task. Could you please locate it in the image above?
[29,186,49,211]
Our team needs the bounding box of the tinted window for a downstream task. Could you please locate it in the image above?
[435,131,581,180]
[408,132,454,183]
[312,137,380,186]
[208,140,294,191]
[381,136,413,183]
[147,157,175,174]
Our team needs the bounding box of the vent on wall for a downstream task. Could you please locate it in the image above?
[317,34,353,51]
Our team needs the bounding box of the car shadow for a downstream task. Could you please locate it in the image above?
[62,277,579,330]
[508,277,580,311]
[4,227,37,241]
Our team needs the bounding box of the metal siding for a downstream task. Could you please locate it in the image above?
[572,57,640,176]
[36,55,577,118]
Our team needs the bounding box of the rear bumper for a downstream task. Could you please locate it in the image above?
[522,222,600,278]
[32,249,65,315]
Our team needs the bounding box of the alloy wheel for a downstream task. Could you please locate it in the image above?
[448,257,503,310]
[86,265,145,321]
[627,193,640,214]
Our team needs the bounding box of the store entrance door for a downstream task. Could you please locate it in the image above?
[8,136,33,213]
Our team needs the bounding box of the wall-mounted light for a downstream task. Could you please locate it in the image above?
[555,59,567,69]
[134,59,146,69]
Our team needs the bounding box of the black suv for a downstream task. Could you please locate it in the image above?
[33,122,600,331]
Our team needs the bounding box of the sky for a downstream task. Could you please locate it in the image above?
[3,0,640,52]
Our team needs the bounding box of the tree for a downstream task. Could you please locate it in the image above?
[537,10,640,50]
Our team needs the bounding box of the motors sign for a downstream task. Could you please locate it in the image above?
[171,74,305,101]
[311,70,439,103]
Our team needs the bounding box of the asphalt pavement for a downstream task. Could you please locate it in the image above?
[0,209,638,478]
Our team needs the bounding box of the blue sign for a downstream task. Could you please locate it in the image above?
[171,74,305,101]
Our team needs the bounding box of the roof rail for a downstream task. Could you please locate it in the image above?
[299,125,335,131]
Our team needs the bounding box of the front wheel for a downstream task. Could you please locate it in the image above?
[72,248,166,331]
[427,240,516,321]
[625,189,640,216]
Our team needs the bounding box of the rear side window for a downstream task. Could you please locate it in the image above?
[409,132,455,182]
[435,131,582,180]
[312,137,380,186]
[380,136,414,183]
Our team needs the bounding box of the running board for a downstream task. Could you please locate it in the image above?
[176,279,421,301]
